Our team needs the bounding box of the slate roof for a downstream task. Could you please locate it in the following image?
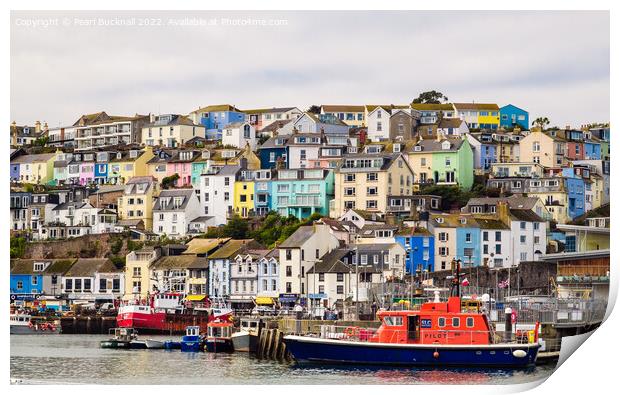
[439,118,465,129]
[466,196,540,211]
[278,226,315,248]
[307,248,352,274]
[510,209,545,222]
[259,135,289,149]
[12,153,56,164]
[153,189,194,211]
[260,120,293,135]
[409,138,466,153]
[243,107,297,114]
[144,114,200,128]
[431,214,480,228]
[366,104,409,113]
[475,218,509,230]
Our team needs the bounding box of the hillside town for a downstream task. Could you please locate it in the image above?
[9,96,611,318]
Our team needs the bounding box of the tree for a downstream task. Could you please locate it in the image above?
[307,105,321,114]
[222,214,249,239]
[532,117,550,130]
[10,236,27,259]
[411,91,449,104]
[161,173,180,189]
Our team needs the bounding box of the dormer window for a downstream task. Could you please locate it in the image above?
[436,217,444,224]
[414,145,422,152]
[130,150,138,158]
[393,144,401,153]
[460,218,467,224]
[201,151,210,159]
[33,262,47,272]
[441,141,451,150]
[116,152,122,160]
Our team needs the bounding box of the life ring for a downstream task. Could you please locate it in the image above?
[344,326,360,338]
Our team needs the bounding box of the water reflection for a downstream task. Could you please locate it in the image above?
[11,335,555,385]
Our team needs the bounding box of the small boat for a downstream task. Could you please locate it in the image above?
[130,340,148,349]
[10,313,59,335]
[164,340,181,350]
[284,264,540,368]
[180,326,203,352]
[145,339,165,349]
[100,328,137,349]
[232,317,261,352]
[205,321,234,353]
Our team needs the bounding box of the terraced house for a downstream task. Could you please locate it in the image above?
[141,114,205,148]
[320,105,366,127]
[74,112,150,151]
[453,103,500,130]
[270,168,334,219]
[117,176,159,231]
[407,136,474,190]
[331,152,415,218]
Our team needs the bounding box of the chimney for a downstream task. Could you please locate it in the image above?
[150,113,155,123]
[11,121,17,146]
[497,201,511,227]
[35,121,41,133]
[60,127,65,142]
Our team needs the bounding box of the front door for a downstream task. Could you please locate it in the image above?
[407,315,420,341]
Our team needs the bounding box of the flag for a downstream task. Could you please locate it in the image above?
[461,277,470,286]
[498,279,509,289]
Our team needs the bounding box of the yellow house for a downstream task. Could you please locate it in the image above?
[108,146,154,185]
[233,176,255,218]
[124,247,160,301]
[405,141,434,184]
[12,151,59,185]
[527,190,570,224]
[117,176,159,231]
[519,129,566,168]
[330,152,415,217]
[210,144,260,170]
[453,103,500,129]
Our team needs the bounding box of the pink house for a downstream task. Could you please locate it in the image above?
[166,151,198,187]
[79,161,95,185]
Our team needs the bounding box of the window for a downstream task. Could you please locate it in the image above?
[74,279,82,291]
[520,235,526,244]
[495,244,502,254]
[337,285,344,294]
[133,267,141,277]
[465,233,472,243]
[439,247,449,256]
[286,250,292,260]
[495,231,501,242]
[64,279,72,291]
[319,273,325,282]
[466,317,475,328]
[337,273,344,282]
[345,174,356,182]
[286,266,292,276]
[452,317,460,327]
[438,232,448,242]
[84,279,91,291]
[32,276,38,286]
[438,317,446,327]
[100,278,107,291]
[383,316,403,326]
[483,232,488,241]
[520,222,526,230]
[520,252,528,262]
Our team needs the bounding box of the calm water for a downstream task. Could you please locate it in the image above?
[11,335,556,385]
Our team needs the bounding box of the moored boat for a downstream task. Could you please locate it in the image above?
[100,328,137,349]
[180,326,203,352]
[284,264,540,368]
[205,321,234,353]
[164,340,181,350]
[232,317,261,352]
[10,313,59,335]
[145,339,165,349]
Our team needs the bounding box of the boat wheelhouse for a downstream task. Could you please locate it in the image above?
[205,321,234,353]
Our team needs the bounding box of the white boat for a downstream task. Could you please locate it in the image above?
[145,339,165,349]
[10,313,59,335]
[232,317,261,352]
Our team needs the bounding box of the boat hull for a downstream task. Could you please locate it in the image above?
[100,340,131,349]
[10,324,60,335]
[145,339,165,349]
[283,336,540,368]
[164,340,181,350]
[231,332,250,352]
[205,338,234,353]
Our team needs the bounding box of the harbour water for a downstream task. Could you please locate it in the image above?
[11,335,557,385]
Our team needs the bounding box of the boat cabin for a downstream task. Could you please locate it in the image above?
[185,326,201,337]
[207,322,233,339]
[10,314,31,325]
[111,327,137,341]
[240,318,260,334]
[373,297,492,345]
[152,293,183,310]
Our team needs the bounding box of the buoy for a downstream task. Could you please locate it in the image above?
[512,349,527,358]
[433,351,439,359]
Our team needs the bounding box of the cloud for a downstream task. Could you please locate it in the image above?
[11,10,609,128]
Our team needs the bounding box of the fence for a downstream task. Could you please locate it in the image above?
[488,298,607,326]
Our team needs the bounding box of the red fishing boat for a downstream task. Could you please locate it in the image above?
[117,293,233,334]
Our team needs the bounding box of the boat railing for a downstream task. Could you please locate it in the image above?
[309,325,538,346]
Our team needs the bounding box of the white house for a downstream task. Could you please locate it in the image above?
[222,121,257,150]
[292,113,349,135]
[208,239,261,299]
[438,118,469,137]
[141,114,205,148]
[153,188,202,238]
[257,250,279,301]
[278,223,340,305]
[61,258,124,303]
[366,106,392,142]
[229,249,270,309]
[199,164,241,225]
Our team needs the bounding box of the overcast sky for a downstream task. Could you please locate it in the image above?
[11,10,609,128]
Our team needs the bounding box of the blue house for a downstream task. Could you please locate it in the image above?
[10,163,20,181]
[269,168,334,219]
[561,169,586,220]
[10,259,75,302]
[395,228,435,274]
[500,104,529,130]
[257,135,289,169]
[584,140,601,160]
[192,104,246,140]
[94,162,108,184]
[455,220,481,268]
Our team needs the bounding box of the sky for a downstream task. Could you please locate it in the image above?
[11,10,610,128]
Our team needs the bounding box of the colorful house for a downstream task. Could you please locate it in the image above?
[455,218,481,268]
[320,105,366,127]
[233,170,255,218]
[142,114,205,148]
[407,136,474,190]
[395,227,435,274]
[519,129,567,168]
[466,133,497,172]
[189,104,246,140]
[11,152,59,185]
[108,147,154,185]
[453,103,500,130]
[499,104,529,130]
[269,168,334,219]
[117,176,159,231]
[257,135,289,169]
